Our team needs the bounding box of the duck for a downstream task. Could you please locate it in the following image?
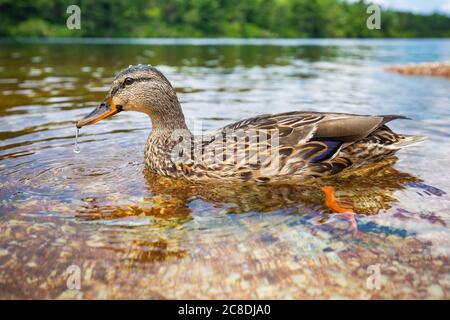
[76,64,425,215]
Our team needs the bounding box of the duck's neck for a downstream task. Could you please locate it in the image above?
[145,102,192,172]
[148,100,191,140]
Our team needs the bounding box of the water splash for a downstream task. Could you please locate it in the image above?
[74,127,81,154]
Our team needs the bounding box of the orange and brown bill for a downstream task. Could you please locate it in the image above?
[76,100,122,128]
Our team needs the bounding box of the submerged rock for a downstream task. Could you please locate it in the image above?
[386,62,450,78]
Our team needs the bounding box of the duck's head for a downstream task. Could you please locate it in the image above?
[76,65,185,130]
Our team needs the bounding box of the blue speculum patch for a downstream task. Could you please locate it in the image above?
[310,140,343,163]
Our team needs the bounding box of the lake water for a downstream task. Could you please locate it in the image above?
[0,38,449,299]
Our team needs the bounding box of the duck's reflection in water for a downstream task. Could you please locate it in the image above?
[76,157,439,225]
[149,158,426,212]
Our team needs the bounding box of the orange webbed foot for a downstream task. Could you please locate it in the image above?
[321,186,354,213]
[321,186,357,233]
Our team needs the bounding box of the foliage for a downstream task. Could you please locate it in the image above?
[0,0,449,38]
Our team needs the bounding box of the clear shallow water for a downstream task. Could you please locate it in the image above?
[0,39,449,299]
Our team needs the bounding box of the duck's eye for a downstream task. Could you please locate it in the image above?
[124,77,134,86]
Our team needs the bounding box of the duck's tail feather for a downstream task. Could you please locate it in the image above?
[386,135,427,149]
[380,115,411,126]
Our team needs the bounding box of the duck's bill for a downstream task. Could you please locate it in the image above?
[76,103,122,128]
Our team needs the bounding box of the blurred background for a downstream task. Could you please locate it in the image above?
[0,0,449,38]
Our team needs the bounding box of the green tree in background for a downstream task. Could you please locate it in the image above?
[0,0,449,38]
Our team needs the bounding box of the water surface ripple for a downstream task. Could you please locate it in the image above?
[0,39,449,299]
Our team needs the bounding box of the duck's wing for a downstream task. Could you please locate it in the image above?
[219,112,323,147]
[195,112,409,179]
[220,111,407,144]
[222,111,322,136]
[311,113,409,143]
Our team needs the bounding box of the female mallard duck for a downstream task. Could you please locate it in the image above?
[76,65,425,211]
